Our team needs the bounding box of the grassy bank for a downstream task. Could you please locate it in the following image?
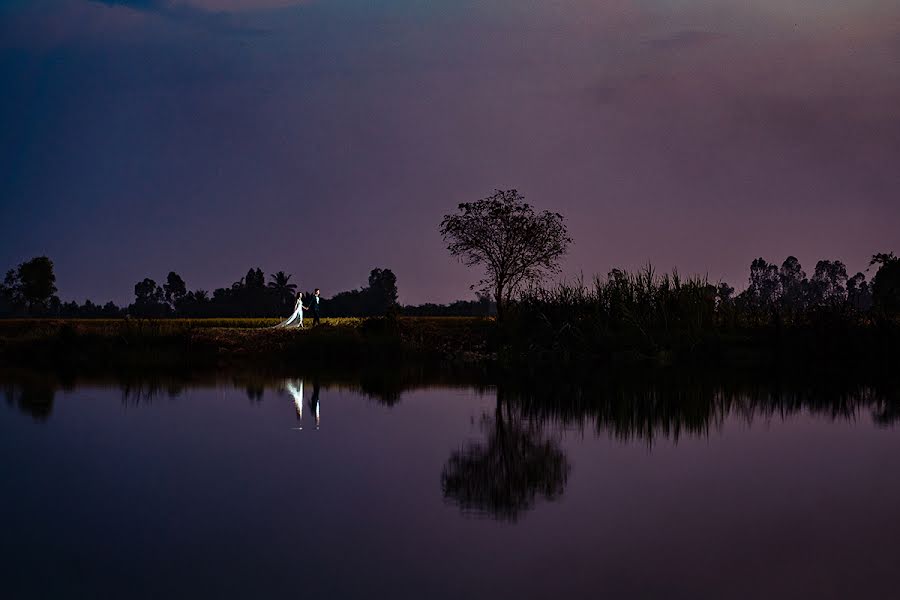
[0,317,494,370]
[0,312,897,372]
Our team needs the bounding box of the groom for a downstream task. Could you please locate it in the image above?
[311,288,322,326]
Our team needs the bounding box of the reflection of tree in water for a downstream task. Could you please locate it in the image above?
[440,376,900,521]
[4,370,899,439]
[3,383,55,422]
[121,380,185,405]
[441,391,570,522]
[245,384,264,403]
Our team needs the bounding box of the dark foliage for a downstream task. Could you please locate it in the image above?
[506,254,895,365]
[326,268,400,317]
[871,253,900,316]
[402,294,496,317]
[0,257,58,315]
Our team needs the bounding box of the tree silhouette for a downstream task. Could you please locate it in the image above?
[326,267,401,316]
[847,272,872,311]
[134,278,162,304]
[132,278,168,317]
[440,189,571,320]
[267,271,297,309]
[245,268,265,290]
[747,257,781,310]
[4,382,56,422]
[779,256,807,312]
[163,272,187,309]
[0,269,22,314]
[808,260,848,308]
[4,256,58,314]
[441,391,570,521]
[870,252,900,316]
[367,268,399,314]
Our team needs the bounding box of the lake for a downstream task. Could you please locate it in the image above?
[3,371,899,599]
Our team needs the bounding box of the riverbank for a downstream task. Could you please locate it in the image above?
[0,315,896,372]
[0,317,494,371]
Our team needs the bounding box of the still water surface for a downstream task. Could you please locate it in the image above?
[2,374,899,599]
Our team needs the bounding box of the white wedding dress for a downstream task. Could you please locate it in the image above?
[274,296,304,328]
[286,380,303,428]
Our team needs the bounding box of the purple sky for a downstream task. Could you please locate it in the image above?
[2,0,899,304]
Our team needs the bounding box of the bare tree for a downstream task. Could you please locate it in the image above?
[440,189,571,320]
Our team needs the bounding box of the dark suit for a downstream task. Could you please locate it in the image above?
[309,381,321,429]
[311,294,321,325]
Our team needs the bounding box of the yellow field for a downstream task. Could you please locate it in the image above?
[0,316,491,339]
[0,317,360,337]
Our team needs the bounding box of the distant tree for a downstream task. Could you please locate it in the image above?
[245,268,265,289]
[322,268,400,317]
[267,271,297,309]
[134,278,163,305]
[163,272,187,309]
[716,282,735,304]
[870,252,900,316]
[440,189,571,320]
[328,288,366,317]
[847,273,872,311]
[715,282,735,321]
[779,256,807,311]
[747,257,781,309]
[132,278,167,317]
[808,260,848,308]
[404,293,495,317]
[59,300,78,317]
[82,300,97,316]
[14,256,58,313]
[0,269,22,315]
[367,268,399,314]
[101,301,122,317]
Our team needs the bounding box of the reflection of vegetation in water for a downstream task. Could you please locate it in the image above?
[244,384,264,403]
[441,393,570,522]
[4,368,899,439]
[120,379,185,405]
[3,383,55,422]
[505,378,900,445]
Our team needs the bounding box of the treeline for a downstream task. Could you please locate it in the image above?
[402,294,496,317]
[126,267,403,318]
[3,253,897,323]
[0,259,494,318]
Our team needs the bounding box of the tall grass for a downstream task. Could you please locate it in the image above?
[505,264,900,367]
[509,266,723,361]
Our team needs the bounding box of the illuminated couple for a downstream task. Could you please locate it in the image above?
[285,380,320,430]
[274,288,322,328]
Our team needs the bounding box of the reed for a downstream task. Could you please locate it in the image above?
[505,264,896,366]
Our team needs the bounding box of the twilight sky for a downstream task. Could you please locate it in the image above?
[2,0,899,304]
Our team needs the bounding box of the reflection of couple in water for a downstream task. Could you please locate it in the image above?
[274,288,322,329]
[285,380,320,430]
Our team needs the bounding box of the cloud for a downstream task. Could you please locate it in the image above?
[89,0,265,33]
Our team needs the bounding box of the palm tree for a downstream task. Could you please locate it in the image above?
[268,271,297,307]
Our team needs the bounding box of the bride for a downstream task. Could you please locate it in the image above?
[274,291,309,328]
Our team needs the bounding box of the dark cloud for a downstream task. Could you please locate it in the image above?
[89,0,263,33]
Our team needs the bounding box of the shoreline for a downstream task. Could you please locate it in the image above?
[1,316,897,374]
